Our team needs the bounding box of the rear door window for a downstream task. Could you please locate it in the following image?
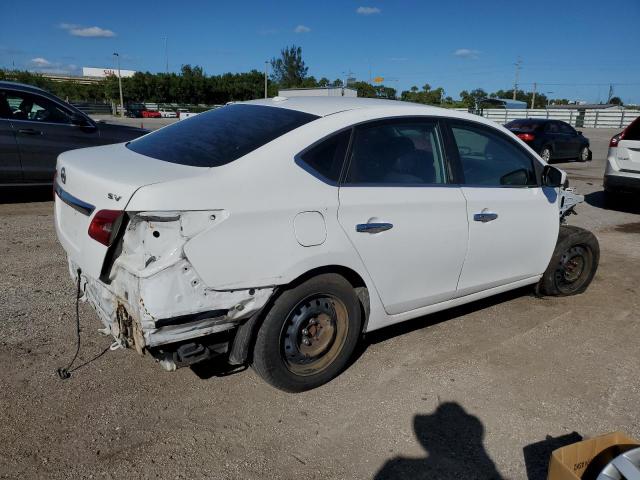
[126,104,318,167]
[343,119,447,185]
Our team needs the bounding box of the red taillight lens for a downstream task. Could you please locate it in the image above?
[88,210,123,246]
[517,133,535,142]
[610,132,623,147]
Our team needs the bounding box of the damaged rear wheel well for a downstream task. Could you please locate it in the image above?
[228,265,370,366]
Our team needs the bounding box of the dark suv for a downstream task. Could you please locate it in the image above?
[0,81,147,185]
[505,119,591,162]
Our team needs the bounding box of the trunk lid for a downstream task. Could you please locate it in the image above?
[54,142,205,279]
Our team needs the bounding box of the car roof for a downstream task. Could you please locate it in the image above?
[507,118,565,124]
[244,96,439,117]
[0,80,49,95]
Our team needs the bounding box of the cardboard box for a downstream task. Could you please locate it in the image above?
[548,431,640,480]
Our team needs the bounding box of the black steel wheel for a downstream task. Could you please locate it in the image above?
[252,274,361,392]
[537,226,599,296]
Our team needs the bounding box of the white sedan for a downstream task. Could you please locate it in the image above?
[54,97,599,392]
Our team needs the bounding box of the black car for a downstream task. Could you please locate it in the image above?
[505,119,591,162]
[125,103,146,118]
[0,81,147,185]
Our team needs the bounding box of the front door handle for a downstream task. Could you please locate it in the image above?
[356,222,393,234]
[17,128,42,136]
[473,212,498,223]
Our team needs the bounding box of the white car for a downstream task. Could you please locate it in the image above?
[158,109,178,118]
[604,115,640,197]
[54,97,599,392]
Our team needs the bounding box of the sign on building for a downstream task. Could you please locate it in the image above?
[82,67,136,78]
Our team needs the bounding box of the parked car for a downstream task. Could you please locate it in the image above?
[142,110,162,119]
[604,116,640,197]
[158,109,178,118]
[0,81,147,185]
[125,104,146,118]
[54,98,599,392]
[505,119,591,162]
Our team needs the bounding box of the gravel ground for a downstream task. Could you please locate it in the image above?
[1,127,639,480]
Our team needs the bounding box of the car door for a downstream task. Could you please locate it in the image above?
[544,121,565,158]
[337,118,469,315]
[7,90,100,183]
[446,120,559,297]
[558,122,582,158]
[0,91,22,183]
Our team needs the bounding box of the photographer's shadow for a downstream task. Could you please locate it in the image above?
[375,402,503,480]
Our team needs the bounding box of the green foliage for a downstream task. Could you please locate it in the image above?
[270,45,308,88]
[459,89,488,107]
[350,81,396,99]
[401,84,445,105]
[609,96,623,106]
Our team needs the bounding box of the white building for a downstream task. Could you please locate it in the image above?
[278,87,357,98]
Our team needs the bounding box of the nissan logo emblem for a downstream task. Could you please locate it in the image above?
[60,167,66,184]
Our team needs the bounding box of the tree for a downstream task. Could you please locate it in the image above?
[270,45,308,88]
[459,88,487,107]
[401,84,445,105]
[610,96,623,106]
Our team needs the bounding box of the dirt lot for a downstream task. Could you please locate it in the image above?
[1,127,639,480]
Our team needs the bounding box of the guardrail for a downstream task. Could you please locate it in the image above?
[455,108,640,129]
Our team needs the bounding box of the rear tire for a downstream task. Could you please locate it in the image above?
[252,274,362,392]
[537,226,599,296]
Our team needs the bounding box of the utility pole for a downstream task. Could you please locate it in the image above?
[607,83,614,103]
[264,61,268,99]
[163,36,169,73]
[531,82,537,109]
[113,53,124,117]
[513,57,522,100]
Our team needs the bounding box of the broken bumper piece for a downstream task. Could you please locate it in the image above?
[70,257,273,352]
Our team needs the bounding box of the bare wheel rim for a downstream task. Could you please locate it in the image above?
[554,245,592,294]
[280,294,349,376]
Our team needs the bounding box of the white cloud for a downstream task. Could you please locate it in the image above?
[356,6,381,15]
[294,24,311,33]
[453,48,480,59]
[29,56,79,74]
[59,23,116,37]
[30,57,51,67]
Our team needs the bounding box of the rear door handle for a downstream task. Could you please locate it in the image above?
[356,222,393,233]
[473,212,498,223]
[17,128,42,136]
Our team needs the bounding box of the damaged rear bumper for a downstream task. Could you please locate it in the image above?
[72,258,273,351]
[67,210,274,354]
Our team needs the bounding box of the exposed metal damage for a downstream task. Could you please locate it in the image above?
[72,210,274,355]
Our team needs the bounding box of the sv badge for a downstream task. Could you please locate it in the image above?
[107,193,122,201]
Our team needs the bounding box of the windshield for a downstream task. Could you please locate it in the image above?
[126,104,318,167]
[505,121,540,132]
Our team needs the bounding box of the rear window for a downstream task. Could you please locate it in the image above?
[625,117,640,141]
[126,104,318,167]
[505,120,540,132]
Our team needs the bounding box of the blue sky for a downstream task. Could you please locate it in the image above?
[2,0,639,103]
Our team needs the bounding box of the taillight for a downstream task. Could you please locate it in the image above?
[610,132,623,147]
[88,210,123,246]
[517,133,535,142]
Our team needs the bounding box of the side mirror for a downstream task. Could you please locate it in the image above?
[541,165,567,188]
[69,113,92,127]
